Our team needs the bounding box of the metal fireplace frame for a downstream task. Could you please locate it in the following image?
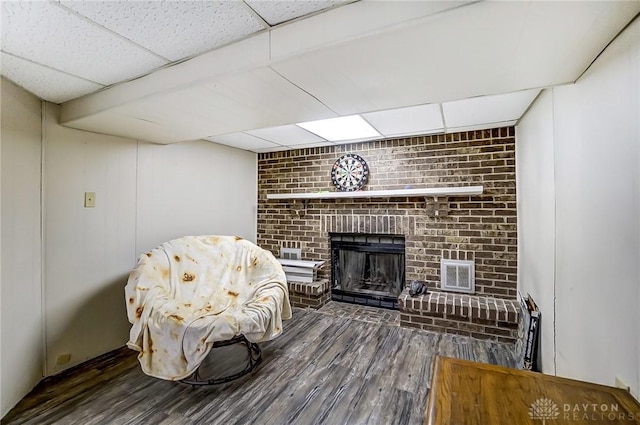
[330,232,405,310]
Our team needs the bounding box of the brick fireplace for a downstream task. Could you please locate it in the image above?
[257,127,520,342]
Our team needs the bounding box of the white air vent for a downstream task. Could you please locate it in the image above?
[440,259,475,293]
[281,247,301,261]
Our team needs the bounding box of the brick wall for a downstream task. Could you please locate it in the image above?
[257,127,517,299]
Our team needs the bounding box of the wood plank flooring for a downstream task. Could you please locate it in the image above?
[2,308,517,425]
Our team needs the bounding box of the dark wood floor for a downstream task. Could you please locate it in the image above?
[3,308,517,425]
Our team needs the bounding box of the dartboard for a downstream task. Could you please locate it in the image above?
[331,154,369,192]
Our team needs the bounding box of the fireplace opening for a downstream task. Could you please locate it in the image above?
[330,233,405,310]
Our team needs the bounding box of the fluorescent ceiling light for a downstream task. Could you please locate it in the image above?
[297,115,380,141]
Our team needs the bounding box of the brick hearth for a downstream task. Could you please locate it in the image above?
[288,280,331,309]
[398,290,520,342]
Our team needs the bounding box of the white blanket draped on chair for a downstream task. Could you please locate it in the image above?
[125,235,291,381]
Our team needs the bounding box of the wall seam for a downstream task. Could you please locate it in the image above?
[134,141,139,258]
[254,153,258,241]
[39,101,48,377]
[551,88,558,376]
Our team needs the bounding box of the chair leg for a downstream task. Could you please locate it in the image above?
[180,335,262,386]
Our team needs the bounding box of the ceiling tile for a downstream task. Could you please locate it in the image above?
[442,89,540,128]
[507,1,640,86]
[331,135,383,146]
[206,133,281,151]
[290,141,336,149]
[1,1,168,86]
[270,1,474,60]
[60,1,265,62]
[251,145,289,153]
[363,103,443,137]
[252,140,336,153]
[246,0,349,26]
[61,33,271,123]
[246,124,326,146]
[253,140,336,153]
[1,52,104,104]
[58,109,193,144]
[446,121,518,134]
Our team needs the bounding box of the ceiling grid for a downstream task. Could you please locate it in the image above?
[1,0,638,151]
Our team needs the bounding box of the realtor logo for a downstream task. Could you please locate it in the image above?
[530,398,560,424]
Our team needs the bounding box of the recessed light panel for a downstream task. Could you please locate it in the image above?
[297,115,380,141]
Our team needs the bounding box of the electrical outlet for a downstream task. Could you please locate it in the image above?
[56,353,71,365]
[84,192,96,208]
[615,376,630,392]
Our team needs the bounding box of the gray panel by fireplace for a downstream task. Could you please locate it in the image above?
[330,233,405,309]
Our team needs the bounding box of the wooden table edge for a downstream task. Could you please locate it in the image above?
[425,355,444,425]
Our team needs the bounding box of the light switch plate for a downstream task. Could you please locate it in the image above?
[84,192,96,208]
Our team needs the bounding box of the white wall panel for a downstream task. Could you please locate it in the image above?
[0,78,43,416]
[515,89,556,375]
[553,17,639,396]
[42,103,138,375]
[516,17,640,397]
[41,108,259,377]
[135,140,257,253]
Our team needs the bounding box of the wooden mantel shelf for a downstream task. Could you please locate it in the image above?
[266,185,483,200]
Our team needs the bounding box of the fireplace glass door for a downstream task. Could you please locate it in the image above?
[331,233,405,309]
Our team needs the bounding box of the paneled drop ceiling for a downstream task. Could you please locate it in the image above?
[2,1,639,152]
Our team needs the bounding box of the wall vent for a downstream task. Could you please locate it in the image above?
[281,247,302,260]
[440,259,475,293]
